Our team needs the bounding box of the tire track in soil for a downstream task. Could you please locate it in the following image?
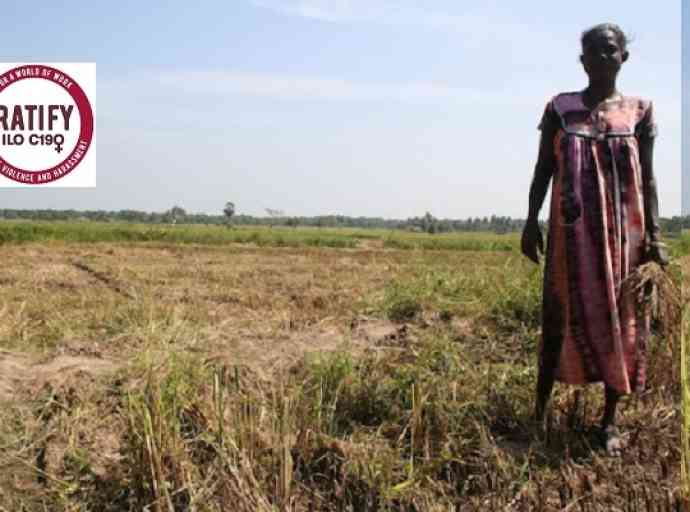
[72,260,136,299]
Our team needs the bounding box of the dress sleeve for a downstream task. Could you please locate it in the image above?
[635,100,658,139]
[537,99,560,132]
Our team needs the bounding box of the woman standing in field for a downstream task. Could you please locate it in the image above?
[521,23,669,455]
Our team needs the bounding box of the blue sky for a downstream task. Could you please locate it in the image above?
[683,0,690,214]
[0,1,682,218]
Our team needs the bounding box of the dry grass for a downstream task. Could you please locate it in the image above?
[682,305,689,505]
[680,256,690,507]
[0,237,684,510]
[621,261,682,343]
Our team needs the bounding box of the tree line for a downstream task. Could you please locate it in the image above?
[0,207,687,235]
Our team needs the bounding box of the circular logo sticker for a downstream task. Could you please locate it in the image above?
[0,64,94,184]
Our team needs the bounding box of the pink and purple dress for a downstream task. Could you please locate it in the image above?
[538,91,656,395]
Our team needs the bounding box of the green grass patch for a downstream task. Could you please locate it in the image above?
[0,220,523,252]
[384,233,517,252]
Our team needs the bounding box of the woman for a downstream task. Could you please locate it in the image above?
[521,23,669,455]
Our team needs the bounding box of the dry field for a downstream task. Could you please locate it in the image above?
[0,234,684,511]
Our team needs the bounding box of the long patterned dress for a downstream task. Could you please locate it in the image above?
[538,91,657,395]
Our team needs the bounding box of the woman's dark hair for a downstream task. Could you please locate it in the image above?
[581,23,630,52]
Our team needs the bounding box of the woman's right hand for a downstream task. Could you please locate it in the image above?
[521,218,544,264]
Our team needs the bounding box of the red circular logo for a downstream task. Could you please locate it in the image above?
[0,65,94,184]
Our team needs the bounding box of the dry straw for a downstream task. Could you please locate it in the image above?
[619,261,681,395]
[619,261,682,349]
[621,260,685,500]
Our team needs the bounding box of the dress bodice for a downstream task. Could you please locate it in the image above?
[542,91,656,141]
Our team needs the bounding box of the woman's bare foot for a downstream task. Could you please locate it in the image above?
[600,426,624,456]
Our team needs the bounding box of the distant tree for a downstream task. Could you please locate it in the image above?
[662,216,683,235]
[265,208,284,228]
[422,211,438,234]
[437,219,452,233]
[164,205,186,225]
[223,202,235,227]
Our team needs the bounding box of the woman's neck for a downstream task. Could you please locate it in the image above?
[584,78,619,105]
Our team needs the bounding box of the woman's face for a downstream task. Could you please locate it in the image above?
[580,29,628,81]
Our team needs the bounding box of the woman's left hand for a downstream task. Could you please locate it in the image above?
[645,242,670,267]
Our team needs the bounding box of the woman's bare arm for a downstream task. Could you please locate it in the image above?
[522,109,558,263]
[638,133,669,265]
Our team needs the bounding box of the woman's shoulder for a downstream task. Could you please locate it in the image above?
[619,94,654,113]
[546,91,654,114]
[538,91,582,130]
[551,91,582,101]
[537,93,571,131]
[545,91,583,114]
[621,95,657,136]
[619,93,653,103]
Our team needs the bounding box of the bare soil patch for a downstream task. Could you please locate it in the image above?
[0,350,120,402]
[204,317,402,380]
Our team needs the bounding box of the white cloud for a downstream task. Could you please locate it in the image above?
[251,0,426,23]
[248,0,511,34]
[157,71,488,102]
[250,0,364,22]
[99,70,541,106]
